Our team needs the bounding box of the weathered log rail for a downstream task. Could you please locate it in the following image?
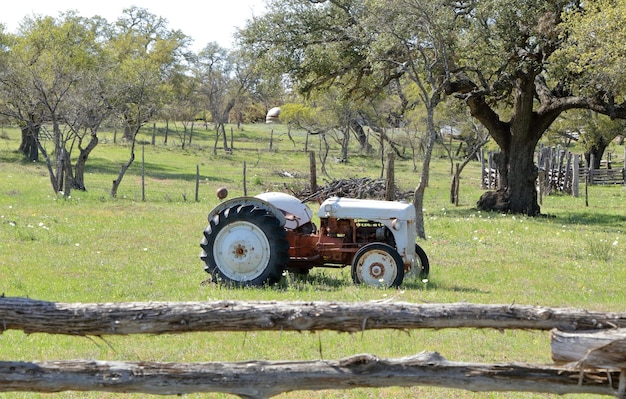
[0,354,620,397]
[2,297,626,397]
[1,298,626,335]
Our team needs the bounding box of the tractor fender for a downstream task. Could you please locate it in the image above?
[256,192,313,230]
[207,196,287,228]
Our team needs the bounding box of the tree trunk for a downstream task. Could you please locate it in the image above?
[73,132,99,191]
[19,125,39,161]
[413,104,437,239]
[189,121,194,146]
[62,149,73,198]
[477,141,541,215]
[506,138,541,215]
[181,126,187,150]
[111,130,138,198]
[36,140,59,194]
[470,70,550,216]
[213,124,220,155]
[341,126,349,162]
[111,152,135,198]
[585,137,608,169]
[221,123,229,152]
[123,123,136,141]
[350,119,371,152]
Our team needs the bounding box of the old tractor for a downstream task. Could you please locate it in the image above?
[200,192,429,288]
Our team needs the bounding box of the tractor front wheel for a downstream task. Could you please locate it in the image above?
[351,243,404,288]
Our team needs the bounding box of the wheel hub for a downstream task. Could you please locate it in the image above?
[233,244,248,258]
[368,263,385,279]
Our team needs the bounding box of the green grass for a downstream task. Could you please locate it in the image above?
[1,123,626,398]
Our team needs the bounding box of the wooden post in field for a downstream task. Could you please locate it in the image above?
[243,161,247,196]
[309,151,317,194]
[151,123,156,145]
[141,144,145,202]
[385,152,395,201]
[538,169,545,205]
[589,154,595,185]
[564,152,572,193]
[454,163,460,206]
[572,154,579,197]
[623,146,626,185]
[195,165,199,202]
[585,172,589,207]
[270,130,274,151]
[488,151,494,189]
[479,149,486,189]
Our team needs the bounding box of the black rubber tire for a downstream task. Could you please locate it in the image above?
[351,243,404,288]
[414,243,430,279]
[200,204,289,287]
[200,214,220,274]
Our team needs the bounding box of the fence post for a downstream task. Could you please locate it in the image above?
[564,152,572,193]
[589,154,595,185]
[623,146,626,186]
[141,144,145,202]
[454,163,460,206]
[243,161,247,197]
[270,130,274,151]
[195,165,200,202]
[572,154,579,197]
[488,152,494,189]
[480,149,486,189]
[309,151,317,194]
[385,152,395,201]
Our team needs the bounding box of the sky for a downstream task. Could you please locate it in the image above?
[1,1,266,51]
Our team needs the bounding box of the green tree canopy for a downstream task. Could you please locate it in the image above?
[240,0,626,215]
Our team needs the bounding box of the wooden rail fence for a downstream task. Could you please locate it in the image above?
[1,297,626,398]
[481,148,626,201]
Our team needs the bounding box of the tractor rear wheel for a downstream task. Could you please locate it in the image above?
[351,243,404,288]
[201,204,289,287]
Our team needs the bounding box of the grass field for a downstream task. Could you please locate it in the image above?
[1,122,625,398]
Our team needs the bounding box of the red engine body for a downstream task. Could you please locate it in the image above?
[285,217,394,272]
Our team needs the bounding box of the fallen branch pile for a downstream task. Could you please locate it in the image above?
[299,177,414,202]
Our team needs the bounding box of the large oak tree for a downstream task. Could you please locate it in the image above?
[240,0,626,216]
